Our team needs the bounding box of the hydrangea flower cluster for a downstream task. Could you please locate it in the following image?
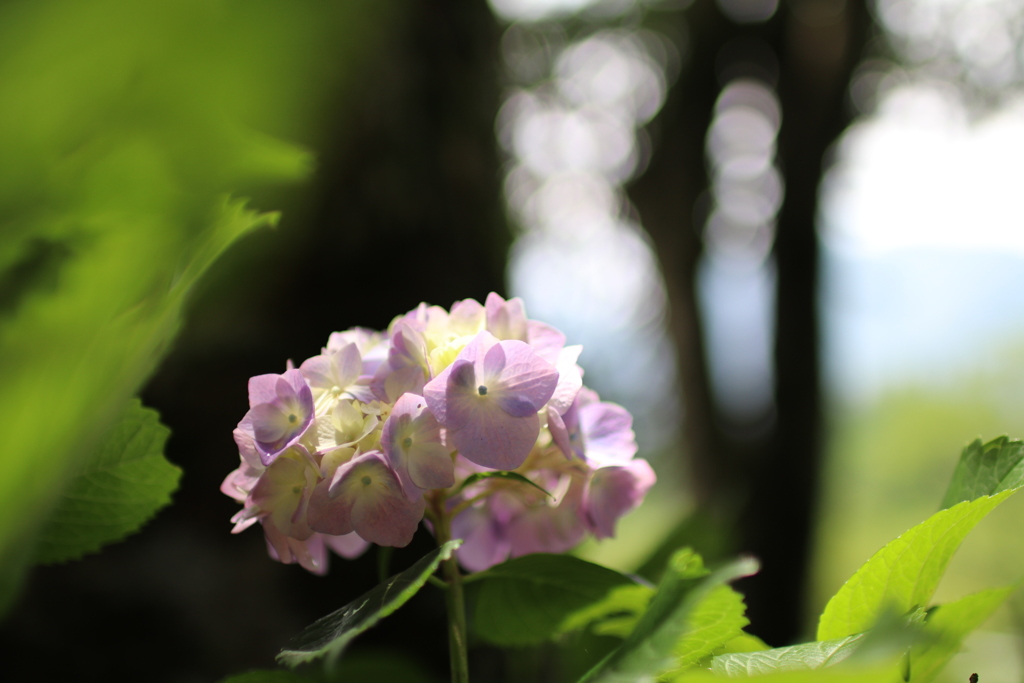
[221,294,656,574]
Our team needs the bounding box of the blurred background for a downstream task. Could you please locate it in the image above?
[2,0,1024,680]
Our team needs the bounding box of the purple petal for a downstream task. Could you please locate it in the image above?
[580,402,637,465]
[547,406,572,459]
[306,477,354,536]
[452,505,510,572]
[263,521,329,575]
[492,341,558,416]
[323,532,370,559]
[233,426,262,469]
[249,403,291,444]
[547,346,583,415]
[506,501,586,557]
[325,451,425,547]
[424,359,475,428]
[448,298,485,335]
[450,409,540,471]
[382,393,454,495]
[485,292,528,341]
[582,459,656,539]
[250,453,316,538]
[526,321,566,365]
[247,373,280,406]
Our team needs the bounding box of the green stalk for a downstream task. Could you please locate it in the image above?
[442,551,470,683]
[433,492,470,683]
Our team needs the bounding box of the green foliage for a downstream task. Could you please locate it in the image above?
[816,490,1014,641]
[711,636,865,676]
[219,672,315,683]
[667,669,891,683]
[0,0,305,584]
[470,553,645,646]
[669,584,751,672]
[941,436,1024,508]
[908,586,1016,683]
[33,399,180,564]
[277,540,461,669]
[578,549,758,683]
[562,584,655,639]
[0,0,391,615]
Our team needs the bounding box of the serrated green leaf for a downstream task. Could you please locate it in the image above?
[277,540,461,669]
[470,553,641,646]
[668,584,750,673]
[33,399,180,564]
[711,635,866,676]
[714,633,770,656]
[908,585,1017,683]
[579,549,759,683]
[817,491,1015,641]
[941,436,1024,509]
[454,471,551,498]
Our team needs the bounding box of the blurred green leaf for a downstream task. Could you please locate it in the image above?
[908,585,1017,683]
[566,584,655,639]
[661,670,893,683]
[941,436,1024,509]
[816,490,1016,641]
[713,633,771,656]
[635,509,734,583]
[711,635,866,676]
[470,553,643,646]
[33,399,180,564]
[219,672,315,683]
[667,584,750,674]
[0,0,392,613]
[277,540,461,669]
[578,549,759,683]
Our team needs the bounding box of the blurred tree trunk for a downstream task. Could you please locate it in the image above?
[632,0,871,645]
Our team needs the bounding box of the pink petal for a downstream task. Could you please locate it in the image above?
[452,506,510,572]
[526,321,566,364]
[582,459,656,539]
[323,532,371,559]
[326,452,425,547]
[580,402,637,465]
[450,408,539,471]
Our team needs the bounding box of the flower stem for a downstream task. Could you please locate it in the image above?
[433,491,470,683]
[442,552,470,683]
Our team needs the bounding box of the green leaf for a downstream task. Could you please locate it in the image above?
[470,553,642,646]
[219,672,315,683]
[816,490,1015,641]
[33,399,181,564]
[940,436,1024,509]
[665,668,891,683]
[454,471,551,498]
[277,540,461,669]
[908,585,1017,683]
[668,584,750,673]
[711,635,866,676]
[561,584,654,639]
[578,549,759,683]
[713,633,770,656]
